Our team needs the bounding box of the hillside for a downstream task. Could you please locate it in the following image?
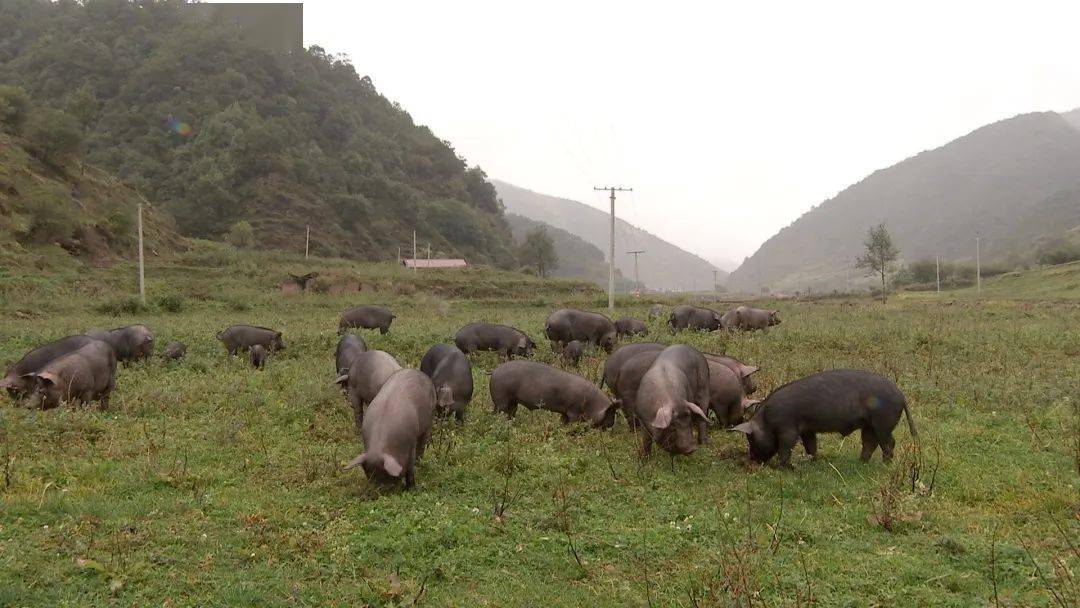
[728,111,1080,292]
[495,180,724,291]
[0,0,516,266]
[930,260,1080,300]
[505,213,634,289]
[0,128,178,269]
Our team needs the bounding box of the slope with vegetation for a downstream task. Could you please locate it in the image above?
[729,111,1080,292]
[0,0,516,266]
[495,180,724,291]
[0,119,178,272]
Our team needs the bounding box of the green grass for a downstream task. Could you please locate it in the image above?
[903,260,1080,300]
[1,249,1078,606]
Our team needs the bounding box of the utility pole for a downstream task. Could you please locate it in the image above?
[137,203,145,306]
[412,230,417,273]
[397,246,401,265]
[594,186,632,310]
[305,225,310,259]
[627,250,644,295]
[935,255,941,293]
[427,243,431,260]
[975,232,982,295]
[712,269,718,294]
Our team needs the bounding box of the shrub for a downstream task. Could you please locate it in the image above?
[0,85,31,132]
[156,293,186,313]
[94,296,147,315]
[228,221,255,249]
[23,107,83,166]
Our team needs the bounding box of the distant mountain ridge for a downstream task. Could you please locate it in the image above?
[505,213,633,289]
[728,111,1080,292]
[494,180,725,291]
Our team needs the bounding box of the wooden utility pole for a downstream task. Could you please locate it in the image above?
[975,233,982,295]
[627,250,644,294]
[305,225,310,259]
[712,269,718,294]
[412,230,417,273]
[137,203,145,306]
[594,186,632,310]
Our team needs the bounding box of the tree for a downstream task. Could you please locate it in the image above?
[855,223,899,301]
[519,226,559,278]
[228,220,255,248]
[0,85,31,133]
[23,108,83,167]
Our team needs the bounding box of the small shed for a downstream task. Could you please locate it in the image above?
[402,258,467,269]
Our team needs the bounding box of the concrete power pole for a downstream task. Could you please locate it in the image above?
[137,203,145,306]
[935,255,941,293]
[975,233,982,295]
[627,250,644,295]
[594,186,633,310]
[412,230,417,273]
[305,225,310,259]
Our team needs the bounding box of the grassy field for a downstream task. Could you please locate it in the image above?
[1,248,1078,606]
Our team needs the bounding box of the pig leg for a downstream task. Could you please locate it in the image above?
[697,419,709,444]
[416,429,431,460]
[349,392,364,435]
[800,432,818,459]
[775,429,799,468]
[379,326,389,335]
[877,431,896,462]
[859,428,879,461]
[403,448,417,489]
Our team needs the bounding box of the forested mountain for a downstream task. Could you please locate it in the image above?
[728,111,1080,292]
[495,180,724,291]
[0,0,516,267]
[505,213,634,289]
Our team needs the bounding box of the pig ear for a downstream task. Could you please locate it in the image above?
[382,455,403,477]
[343,452,367,470]
[517,337,528,349]
[25,372,56,386]
[333,373,349,386]
[685,401,708,421]
[730,422,755,435]
[741,398,761,411]
[741,365,760,377]
[651,404,674,429]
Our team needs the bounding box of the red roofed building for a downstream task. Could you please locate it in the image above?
[402,258,468,269]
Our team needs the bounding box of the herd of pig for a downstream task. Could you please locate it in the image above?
[1,303,916,490]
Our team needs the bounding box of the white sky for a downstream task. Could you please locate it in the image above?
[287,0,1080,269]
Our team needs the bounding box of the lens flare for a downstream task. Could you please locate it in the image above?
[164,114,194,138]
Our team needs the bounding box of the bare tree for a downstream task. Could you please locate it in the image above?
[856,223,899,302]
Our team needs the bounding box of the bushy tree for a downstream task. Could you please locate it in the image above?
[228,220,255,249]
[23,108,83,167]
[519,226,558,278]
[0,85,31,132]
[855,223,899,301]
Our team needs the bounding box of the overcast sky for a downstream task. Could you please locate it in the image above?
[288,0,1080,270]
